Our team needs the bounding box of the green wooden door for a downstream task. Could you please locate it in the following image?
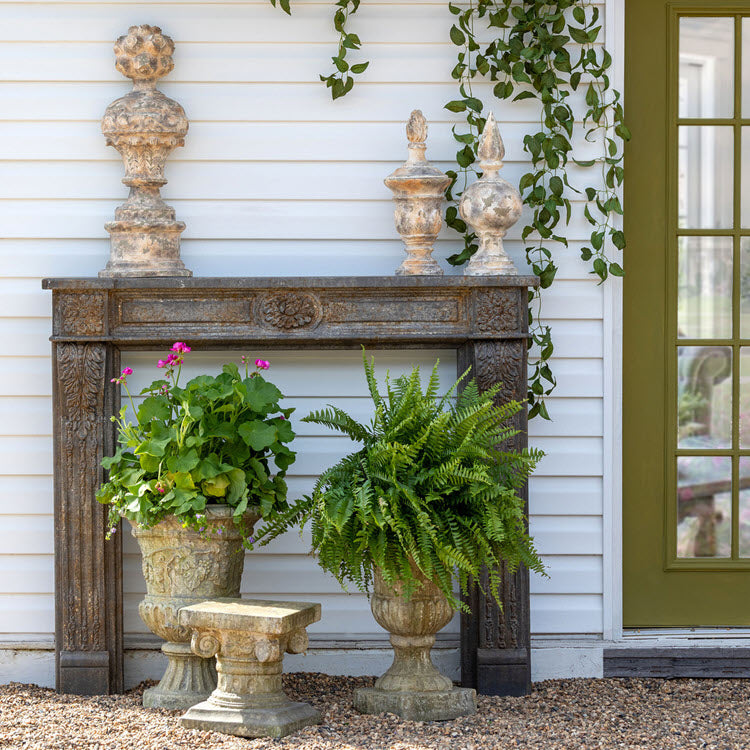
[624,0,750,626]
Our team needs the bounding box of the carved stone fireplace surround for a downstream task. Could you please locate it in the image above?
[44,275,535,697]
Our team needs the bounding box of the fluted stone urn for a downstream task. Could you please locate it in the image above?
[459,113,522,276]
[353,566,476,721]
[385,110,452,275]
[100,25,191,278]
[130,505,259,710]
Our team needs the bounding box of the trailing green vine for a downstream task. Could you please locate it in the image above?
[266,0,629,419]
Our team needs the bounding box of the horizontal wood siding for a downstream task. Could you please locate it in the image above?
[0,0,609,649]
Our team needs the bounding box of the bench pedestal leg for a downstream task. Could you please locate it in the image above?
[179,624,320,739]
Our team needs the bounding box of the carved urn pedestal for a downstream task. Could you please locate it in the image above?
[130,505,259,710]
[353,567,477,721]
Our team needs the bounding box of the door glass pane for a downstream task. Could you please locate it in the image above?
[679,17,734,118]
[677,456,731,558]
[742,348,750,449]
[744,19,750,118]
[743,128,750,228]
[678,126,734,229]
[740,458,750,556]
[743,239,750,338]
[678,237,733,339]
[678,346,732,448]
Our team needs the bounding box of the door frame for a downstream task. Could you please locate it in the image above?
[623,0,750,629]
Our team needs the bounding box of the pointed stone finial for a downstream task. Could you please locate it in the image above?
[459,113,521,276]
[100,25,191,278]
[406,110,428,148]
[477,112,505,170]
[384,110,451,275]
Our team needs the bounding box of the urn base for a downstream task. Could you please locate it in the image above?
[143,642,216,710]
[180,699,321,738]
[353,686,477,722]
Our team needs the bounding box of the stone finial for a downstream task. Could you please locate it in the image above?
[99,25,191,278]
[459,113,522,276]
[179,598,322,739]
[384,110,451,276]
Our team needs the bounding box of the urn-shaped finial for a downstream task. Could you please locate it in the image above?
[100,25,191,278]
[459,113,521,275]
[385,110,451,276]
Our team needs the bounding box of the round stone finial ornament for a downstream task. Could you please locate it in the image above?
[114,25,176,82]
[384,110,451,276]
[100,25,191,278]
[459,113,522,276]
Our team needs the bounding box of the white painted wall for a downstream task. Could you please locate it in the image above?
[0,0,616,686]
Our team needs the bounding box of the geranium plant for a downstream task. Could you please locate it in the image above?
[96,343,296,543]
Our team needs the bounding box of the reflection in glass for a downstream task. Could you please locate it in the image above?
[678,237,733,339]
[744,129,750,228]
[740,458,750,557]
[677,456,731,558]
[743,239,750,339]
[744,19,750,118]
[679,17,734,119]
[678,127,733,229]
[742,349,750,449]
[678,346,732,448]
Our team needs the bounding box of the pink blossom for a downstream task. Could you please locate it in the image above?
[279,415,286,421]
[110,377,119,383]
[255,359,270,370]
[122,367,133,376]
[157,360,168,368]
[171,342,191,354]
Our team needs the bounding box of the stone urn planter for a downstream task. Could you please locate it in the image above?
[353,566,476,721]
[130,505,259,710]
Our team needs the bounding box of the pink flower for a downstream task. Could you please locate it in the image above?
[255,359,270,370]
[171,342,191,354]
[279,415,286,421]
[122,367,133,376]
[110,377,119,383]
[157,360,168,368]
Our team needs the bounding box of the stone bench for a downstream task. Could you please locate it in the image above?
[177,598,322,739]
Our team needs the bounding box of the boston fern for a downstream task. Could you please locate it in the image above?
[297,353,544,612]
[97,344,296,542]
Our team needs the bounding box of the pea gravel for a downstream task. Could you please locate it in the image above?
[2,673,750,749]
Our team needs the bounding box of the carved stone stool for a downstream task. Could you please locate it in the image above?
[178,598,322,738]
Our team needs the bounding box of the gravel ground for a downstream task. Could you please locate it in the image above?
[2,673,750,749]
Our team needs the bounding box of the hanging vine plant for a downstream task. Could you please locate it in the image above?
[267,0,629,419]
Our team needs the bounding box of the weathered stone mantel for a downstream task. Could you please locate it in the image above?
[44,275,536,697]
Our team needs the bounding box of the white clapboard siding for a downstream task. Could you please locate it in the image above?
[0,239,600,281]
[0,122,604,163]
[0,0,611,647]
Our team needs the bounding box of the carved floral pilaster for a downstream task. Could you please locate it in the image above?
[100,25,191,278]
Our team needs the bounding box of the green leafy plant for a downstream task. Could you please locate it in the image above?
[272,352,544,612]
[96,344,296,544]
[266,0,628,419]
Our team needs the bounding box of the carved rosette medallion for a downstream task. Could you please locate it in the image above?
[57,293,106,336]
[128,505,259,709]
[100,25,191,278]
[254,292,322,331]
[474,290,519,335]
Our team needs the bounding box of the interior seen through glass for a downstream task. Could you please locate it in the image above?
[676,15,750,559]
